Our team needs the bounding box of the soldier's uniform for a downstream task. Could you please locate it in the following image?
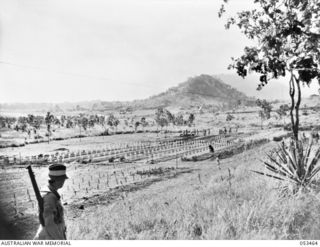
[34,185,67,240]
[34,164,68,240]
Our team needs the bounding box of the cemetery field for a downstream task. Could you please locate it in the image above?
[0,127,297,239]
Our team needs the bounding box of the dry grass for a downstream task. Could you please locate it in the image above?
[66,143,320,240]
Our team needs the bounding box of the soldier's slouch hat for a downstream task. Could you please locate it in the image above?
[48,163,69,179]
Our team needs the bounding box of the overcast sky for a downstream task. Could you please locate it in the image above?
[0,0,318,103]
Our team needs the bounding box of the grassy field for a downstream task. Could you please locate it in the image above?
[63,142,320,240]
[60,141,320,240]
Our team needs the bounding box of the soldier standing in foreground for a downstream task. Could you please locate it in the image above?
[34,164,68,240]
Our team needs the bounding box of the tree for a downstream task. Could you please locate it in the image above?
[60,115,66,127]
[174,114,184,126]
[26,114,42,135]
[88,115,96,128]
[27,114,35,127]
[99,115,105,126]
[155,108,169,130]
[113,118,120,132]
[45,112,55,143]
[107,114,120,132]
[220,0,320,140]
[33,116,44,130]
[0,116,17,129]
[107,114,115,129]
[66,118,74,128]
[140,117,148,132]
[166,110,175,124]
[80,117,88,131]
[276,104,290,124]
[18,116,28,132]
[188,113,195,127]
[134,121,140,132]
[256,99,272,129]
[0,116,7,128]
[76,115,88,141]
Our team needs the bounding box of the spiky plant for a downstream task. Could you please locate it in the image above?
[252,138,320,192]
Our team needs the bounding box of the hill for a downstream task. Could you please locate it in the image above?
[131,74,255,110]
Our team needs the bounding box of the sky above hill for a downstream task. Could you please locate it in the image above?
[0,0,318,103]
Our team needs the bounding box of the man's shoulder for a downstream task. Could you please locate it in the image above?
[40,187,59,201]
[42,191,57,200]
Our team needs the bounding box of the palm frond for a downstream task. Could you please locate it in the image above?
[265,153,295,178]
[250,170,285,181]
[303,141,313,169]
[280,144,297,171]
[263,161,300,184]
[307,147,320,175]
[274,148,299,177]
[274,148,288,164]
[307,165,320,182]
[289,148,302,176]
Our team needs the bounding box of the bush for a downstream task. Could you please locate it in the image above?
[272,132,292,142]
[252,140,320,193]
[74,134,87,138]
[99,130,110,136]
[53,137,64,141]
[122,131,134,134]
[273,136,283,142]
[10,143,25,148]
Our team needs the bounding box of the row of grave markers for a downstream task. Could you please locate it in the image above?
[0,133,241,166]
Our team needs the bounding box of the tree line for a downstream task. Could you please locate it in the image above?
[0,108,196,137]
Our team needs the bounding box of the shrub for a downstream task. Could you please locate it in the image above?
[122,131,134,134]
[99,130,110,136]
[74,134,87,138]
[252,139,320,193]
[273,136,283,142]
[10,143,24,148]
[53,137,64,141]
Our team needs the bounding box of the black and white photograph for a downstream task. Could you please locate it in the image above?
[1,0,320,242]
